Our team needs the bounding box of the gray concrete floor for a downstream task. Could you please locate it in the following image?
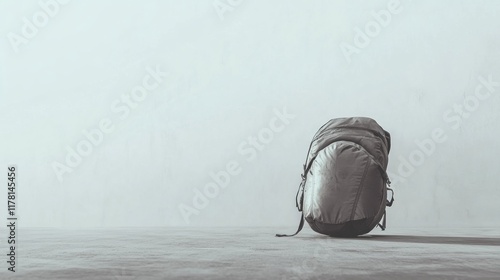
[2,227,499,279]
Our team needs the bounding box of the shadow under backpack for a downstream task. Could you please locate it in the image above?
[277,117,394,238]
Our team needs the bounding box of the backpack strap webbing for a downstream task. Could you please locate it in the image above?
[276,213,305,237]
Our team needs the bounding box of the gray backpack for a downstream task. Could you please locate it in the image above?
[277,117,394,237]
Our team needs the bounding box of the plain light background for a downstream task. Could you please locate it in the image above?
[0,0,499,229]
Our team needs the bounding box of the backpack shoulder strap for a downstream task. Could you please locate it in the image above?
[276,213,305,237]
[276,179,306,237]
[276,121,349,238]
[378,187,395,231]
[378,211,387,231]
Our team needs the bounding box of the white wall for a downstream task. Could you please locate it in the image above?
[1,0,499,228]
